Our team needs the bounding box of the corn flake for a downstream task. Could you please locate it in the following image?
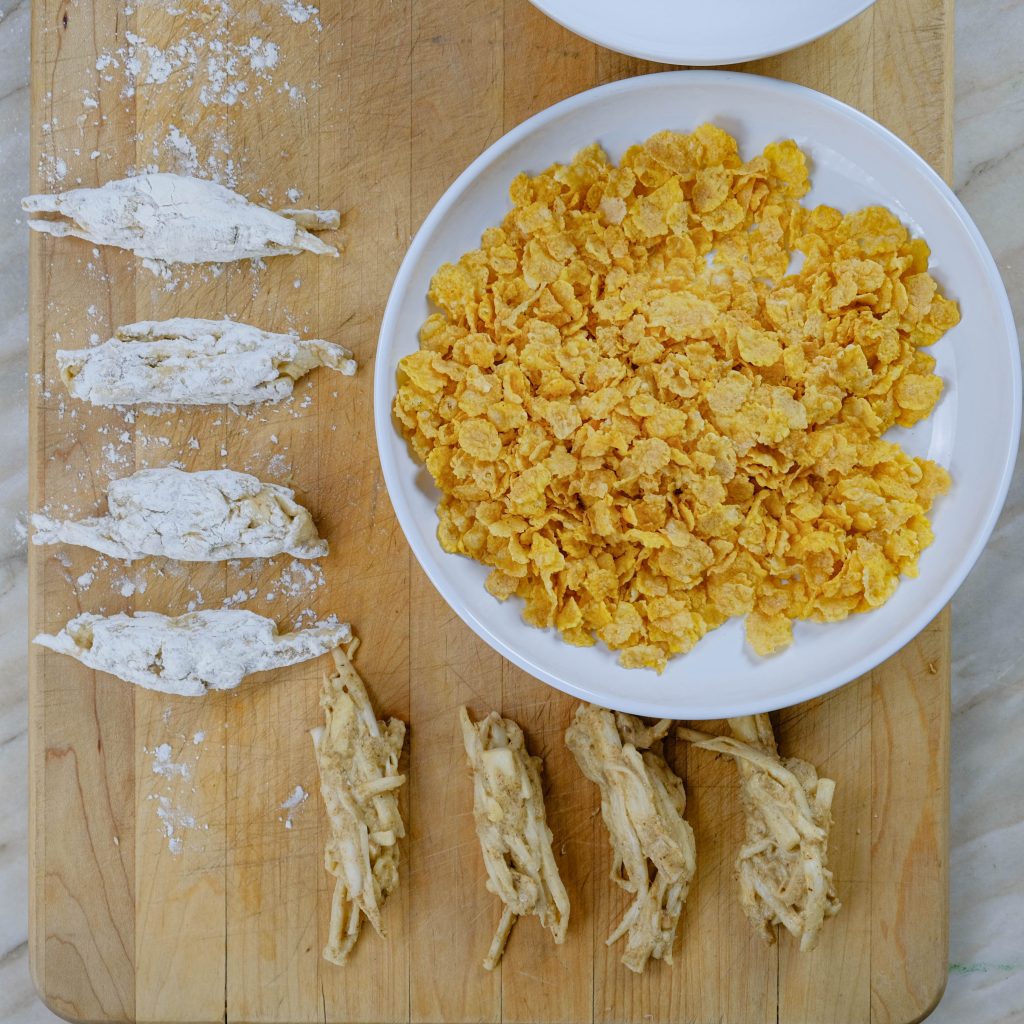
[395,124,957,672]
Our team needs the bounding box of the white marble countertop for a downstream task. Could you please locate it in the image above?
[1,0,1021,1020]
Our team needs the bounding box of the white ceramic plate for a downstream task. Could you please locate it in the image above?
[375,71,1020,719]
[527,0,876,66]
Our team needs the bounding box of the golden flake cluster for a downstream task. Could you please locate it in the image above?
[394,124,957,671]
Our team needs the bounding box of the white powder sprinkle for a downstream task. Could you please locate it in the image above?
[145,46,175,85]
[246,38,279,71]
[161,125,200,175]
[264,558,325,602]
[89,1,319,117]
[281,785,307,809]
[266,453,289,479]
[153,795,204,855]
[150,742,191,779]
[279,784,308,829]
[294,607,318,627]
[280,0,320,26]
[114,564,151,597]
[222,587,258,608]
[101,442,129,469]
[40,155,68,185]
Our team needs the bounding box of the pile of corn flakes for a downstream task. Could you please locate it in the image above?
[393,124,957,671]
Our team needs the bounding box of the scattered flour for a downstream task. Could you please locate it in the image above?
[266,453,290,480]
[264,558,325,602]
[293,607,319,627]
[153,794,205,855]
[150,741,191,779]
[39,154,68,186]
[280,0,321,28]
[159,126,200,175]
[279,81,306,104]
[222,586,259,608]
[114,568,149,598]
[83,0,322,129]
[145,736,208,854]
[101,441,131,473]
[279,784,309,829]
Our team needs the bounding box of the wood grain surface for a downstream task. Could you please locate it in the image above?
[28,0,952,1021]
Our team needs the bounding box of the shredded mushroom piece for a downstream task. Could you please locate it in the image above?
[679,715,840,952]
[459,707,570,970]
[565,703,696,973]
[311,639,407,966]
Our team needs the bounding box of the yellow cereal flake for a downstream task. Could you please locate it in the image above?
[746,611,794,657]
[394,124,957,671]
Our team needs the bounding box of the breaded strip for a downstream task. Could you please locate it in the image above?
[23,173,339,265]
[32,467,327,561]
[57,317,355,407]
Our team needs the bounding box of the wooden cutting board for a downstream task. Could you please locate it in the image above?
[28,0,952,1021]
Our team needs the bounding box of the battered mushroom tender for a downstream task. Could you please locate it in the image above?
[678,715,840,952]
[565,703,696,973]
[310,639,406,965]
[459,707,570,970]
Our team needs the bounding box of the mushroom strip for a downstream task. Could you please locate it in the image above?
[679,715,839,951]
[311,640,406,965]
[565,703,696,972]
[459,707,570,970]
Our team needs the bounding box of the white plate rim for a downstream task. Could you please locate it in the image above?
[374,69,1021,719]
[525,0,878,67]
